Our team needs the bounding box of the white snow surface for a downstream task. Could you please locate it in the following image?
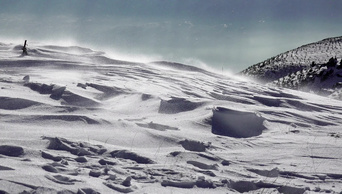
[0,42,342,193]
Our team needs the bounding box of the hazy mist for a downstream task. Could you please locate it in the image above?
[1,0,342,72]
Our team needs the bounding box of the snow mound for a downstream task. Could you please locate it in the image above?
[0,145,24,157]
[211,107,266,138]
[60,90,100,107]
[0,97,41,110]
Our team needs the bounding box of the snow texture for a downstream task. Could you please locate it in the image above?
[0,42,342,193]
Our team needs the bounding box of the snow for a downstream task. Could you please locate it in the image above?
[242,36,342,83]
[269,58,342,100]
[212,107,266,138]
[0,42,342,193]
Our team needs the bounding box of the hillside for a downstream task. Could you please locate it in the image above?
[0,42,342,193]
[241,36,342,83]
[270,57,342,99]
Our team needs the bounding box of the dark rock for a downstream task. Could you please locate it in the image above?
[50,86,66,100]
[122,177,132,187]
[40,84,53,94]
[24,82,53,94]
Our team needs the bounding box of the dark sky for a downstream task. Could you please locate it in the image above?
[1,0,342,72]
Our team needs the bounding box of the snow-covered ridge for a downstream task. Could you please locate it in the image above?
[270,57,342,99]
[241,36,342,82]
[1,42,342,193]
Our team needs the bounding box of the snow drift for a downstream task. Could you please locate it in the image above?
[211,107,266,138]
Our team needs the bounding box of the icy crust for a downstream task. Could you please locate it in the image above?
[1,42,342,193]
[241,36,342,82]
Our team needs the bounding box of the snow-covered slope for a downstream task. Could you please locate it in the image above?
[241,36,342,83]
[270,57,342,99]
[1,42,342,193]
